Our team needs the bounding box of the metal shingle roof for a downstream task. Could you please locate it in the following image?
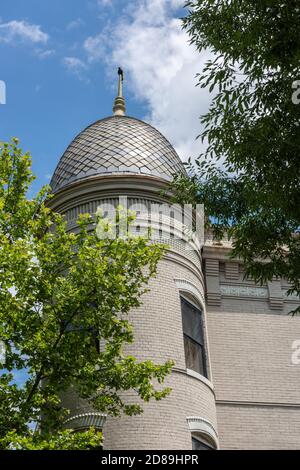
[50,115,185,192]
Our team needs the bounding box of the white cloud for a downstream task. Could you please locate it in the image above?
[63,56,87,70]
[62,56,88,81]
[36,49,55,59]
[97,0,113,7]
[84,33,107,63]
[66,18,85,31]
[84,0,212,161]
[0,20,48,44]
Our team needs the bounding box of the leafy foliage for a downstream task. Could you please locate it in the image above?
[171,1,300,311]
[1,428,103,450]
[0,139,172,449]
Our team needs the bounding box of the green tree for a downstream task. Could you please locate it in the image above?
[171,0,300,311]
[0,139,172,449]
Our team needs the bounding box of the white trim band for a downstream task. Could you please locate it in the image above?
[63,412,106,430]
[187,416,218,446]
[174,278,205,306]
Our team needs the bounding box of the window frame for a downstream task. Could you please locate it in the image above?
[180,295,207,378]
[192,435,215,450]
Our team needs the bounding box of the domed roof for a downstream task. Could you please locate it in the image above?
[50,115,185,192]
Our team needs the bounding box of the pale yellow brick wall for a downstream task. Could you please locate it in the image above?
[207,310,300,449]
[216,405,300,450]
[103,258,218,450]
[103,372,217,450]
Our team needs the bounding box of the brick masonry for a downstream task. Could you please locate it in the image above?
[103,258,218,450]
[204,247,300,449]
[54,178,300,449]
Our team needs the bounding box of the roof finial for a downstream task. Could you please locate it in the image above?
[113,67,126,116]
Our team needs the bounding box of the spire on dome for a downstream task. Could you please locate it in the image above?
[113,67,126,116]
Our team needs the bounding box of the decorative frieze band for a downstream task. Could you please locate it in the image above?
[220,285,268,298]
[283,289,300,302]
[205,259,300,310]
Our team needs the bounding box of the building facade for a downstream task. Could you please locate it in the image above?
[49,77,300,450]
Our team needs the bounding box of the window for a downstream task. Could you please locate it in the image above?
[192,436,215,450]
[181,296,207,377]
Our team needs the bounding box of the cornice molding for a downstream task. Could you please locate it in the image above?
[48,174,173,212]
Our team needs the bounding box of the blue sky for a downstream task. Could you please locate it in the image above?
[0,0,210,195]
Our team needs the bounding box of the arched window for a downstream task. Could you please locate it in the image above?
[63,412,106,432]
[187,417,218,450]
[192,434,216,450]
[181,296,207,377]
